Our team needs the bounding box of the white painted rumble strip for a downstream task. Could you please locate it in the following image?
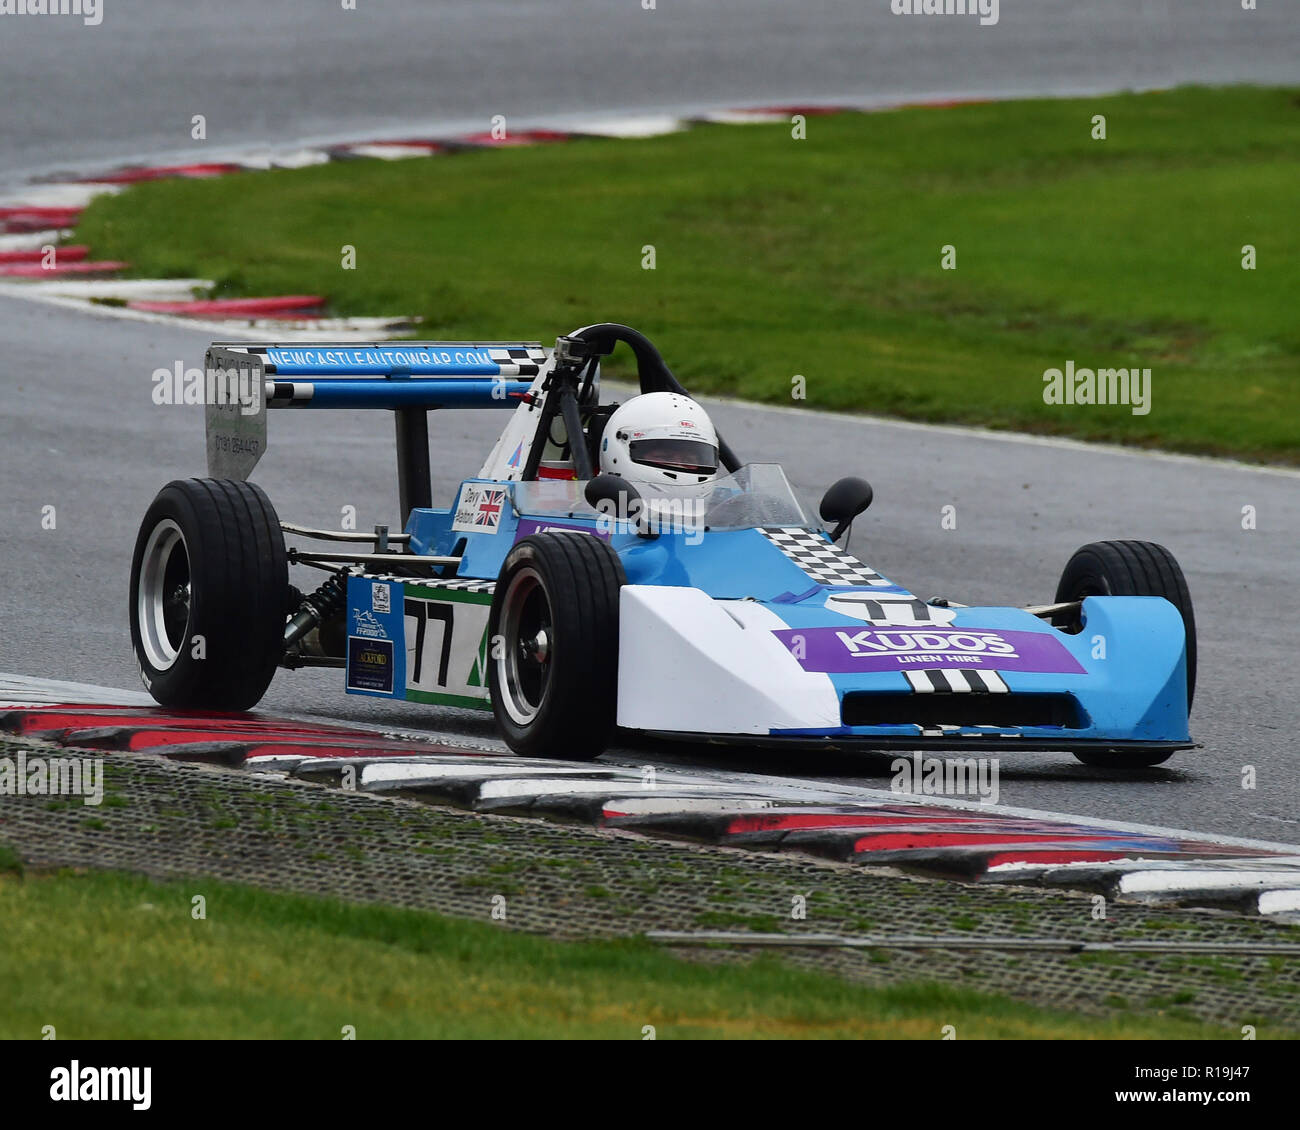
[305,753,513,769]
[244,755,313,770]
[10,674,1300,862]
[224,149,332,170]
[602,797,788,815]
[988,856,1300,878]
[0,230,70,251]
[475,777,782,801]
[1258,891,1300,917]
[693,110,794,125]
[0,674,154,707]
[0,287,413,341]
[359,762,643,786]
[1118,871,1300,896]
[336,144,440,161]
[0,183,122,208]
[567,115,687,138]
[612,755,1300,857]
[0,278,210,299]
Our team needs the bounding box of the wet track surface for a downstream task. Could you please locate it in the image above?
[1,293,1297,843]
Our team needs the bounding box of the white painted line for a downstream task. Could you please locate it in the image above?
[1258,890,1300,917]
[0,674,153,707]
[989,855,1300,878]
[603,797,786,816]
[337,144,440,161]
[0,278,209,300]
[244,755,312,770]
[695,110,793,125]
[299,754,510,769]
[476,777,766,801]
[0,286,413,341]
[360,761,641,786]
[1118,871,1300,896]
[568,115,687,138]
[0,183,123,209]
[0,229,69,252]
[226,149,332,170]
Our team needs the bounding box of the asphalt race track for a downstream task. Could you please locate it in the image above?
[1,0,1297,183]
[1,291,1296,844]
[1,4,1297,847]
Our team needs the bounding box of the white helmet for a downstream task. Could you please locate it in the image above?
[598,392,720,490]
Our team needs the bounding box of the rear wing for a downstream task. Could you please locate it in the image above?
[203,341,550,516]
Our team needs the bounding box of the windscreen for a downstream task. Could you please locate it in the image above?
[511,463,814,531]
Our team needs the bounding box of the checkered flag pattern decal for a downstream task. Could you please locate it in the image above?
[487,346,548,376]
[427,578,497,594]
[905,669,1009,694]
[369,575,496,594]
[759,527,888,587]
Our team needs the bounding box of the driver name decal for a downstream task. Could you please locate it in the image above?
[452,483,507,532]
[773,626,1086,675]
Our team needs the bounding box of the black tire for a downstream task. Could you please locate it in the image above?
[1054,539,1194,768]
[488,533,625,758]
[129,478,288,710]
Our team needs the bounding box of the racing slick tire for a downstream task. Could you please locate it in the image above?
[488,533,625,759]
[130,478,288,711]
[1054,539,1195,768]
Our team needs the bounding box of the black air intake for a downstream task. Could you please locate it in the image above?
[841,692,1087,730]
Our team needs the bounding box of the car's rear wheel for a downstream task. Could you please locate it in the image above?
[488,533,624,758]
[130,478,288,710]
[1054,539,1195,768]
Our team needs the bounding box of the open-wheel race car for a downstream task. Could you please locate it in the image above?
[130,323,1196,766]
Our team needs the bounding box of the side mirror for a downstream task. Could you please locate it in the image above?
[584,473,656,539]
[820,476,873,541]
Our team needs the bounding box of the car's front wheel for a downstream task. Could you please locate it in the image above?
[1054,539,1195,768]
[129,478,288,710]
[488,533,624,759]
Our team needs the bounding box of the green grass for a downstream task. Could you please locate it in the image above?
[0,867,1267,1039]
[76,86,1300,461]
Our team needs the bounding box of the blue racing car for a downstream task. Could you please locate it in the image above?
[129,323,1195,767]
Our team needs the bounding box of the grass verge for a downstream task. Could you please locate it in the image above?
[75,86,1300,463]
[0,864,1262,1040]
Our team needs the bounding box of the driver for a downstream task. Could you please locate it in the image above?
[598,392,720,495]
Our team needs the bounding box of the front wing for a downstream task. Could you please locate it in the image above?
[616,585,1192,750]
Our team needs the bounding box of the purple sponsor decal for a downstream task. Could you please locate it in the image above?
[514,518,609,543]
[773,626,1086,675]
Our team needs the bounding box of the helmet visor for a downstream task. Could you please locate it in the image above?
[628,438,718,474]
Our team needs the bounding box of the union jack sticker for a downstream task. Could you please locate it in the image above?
[452,483,508,533]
